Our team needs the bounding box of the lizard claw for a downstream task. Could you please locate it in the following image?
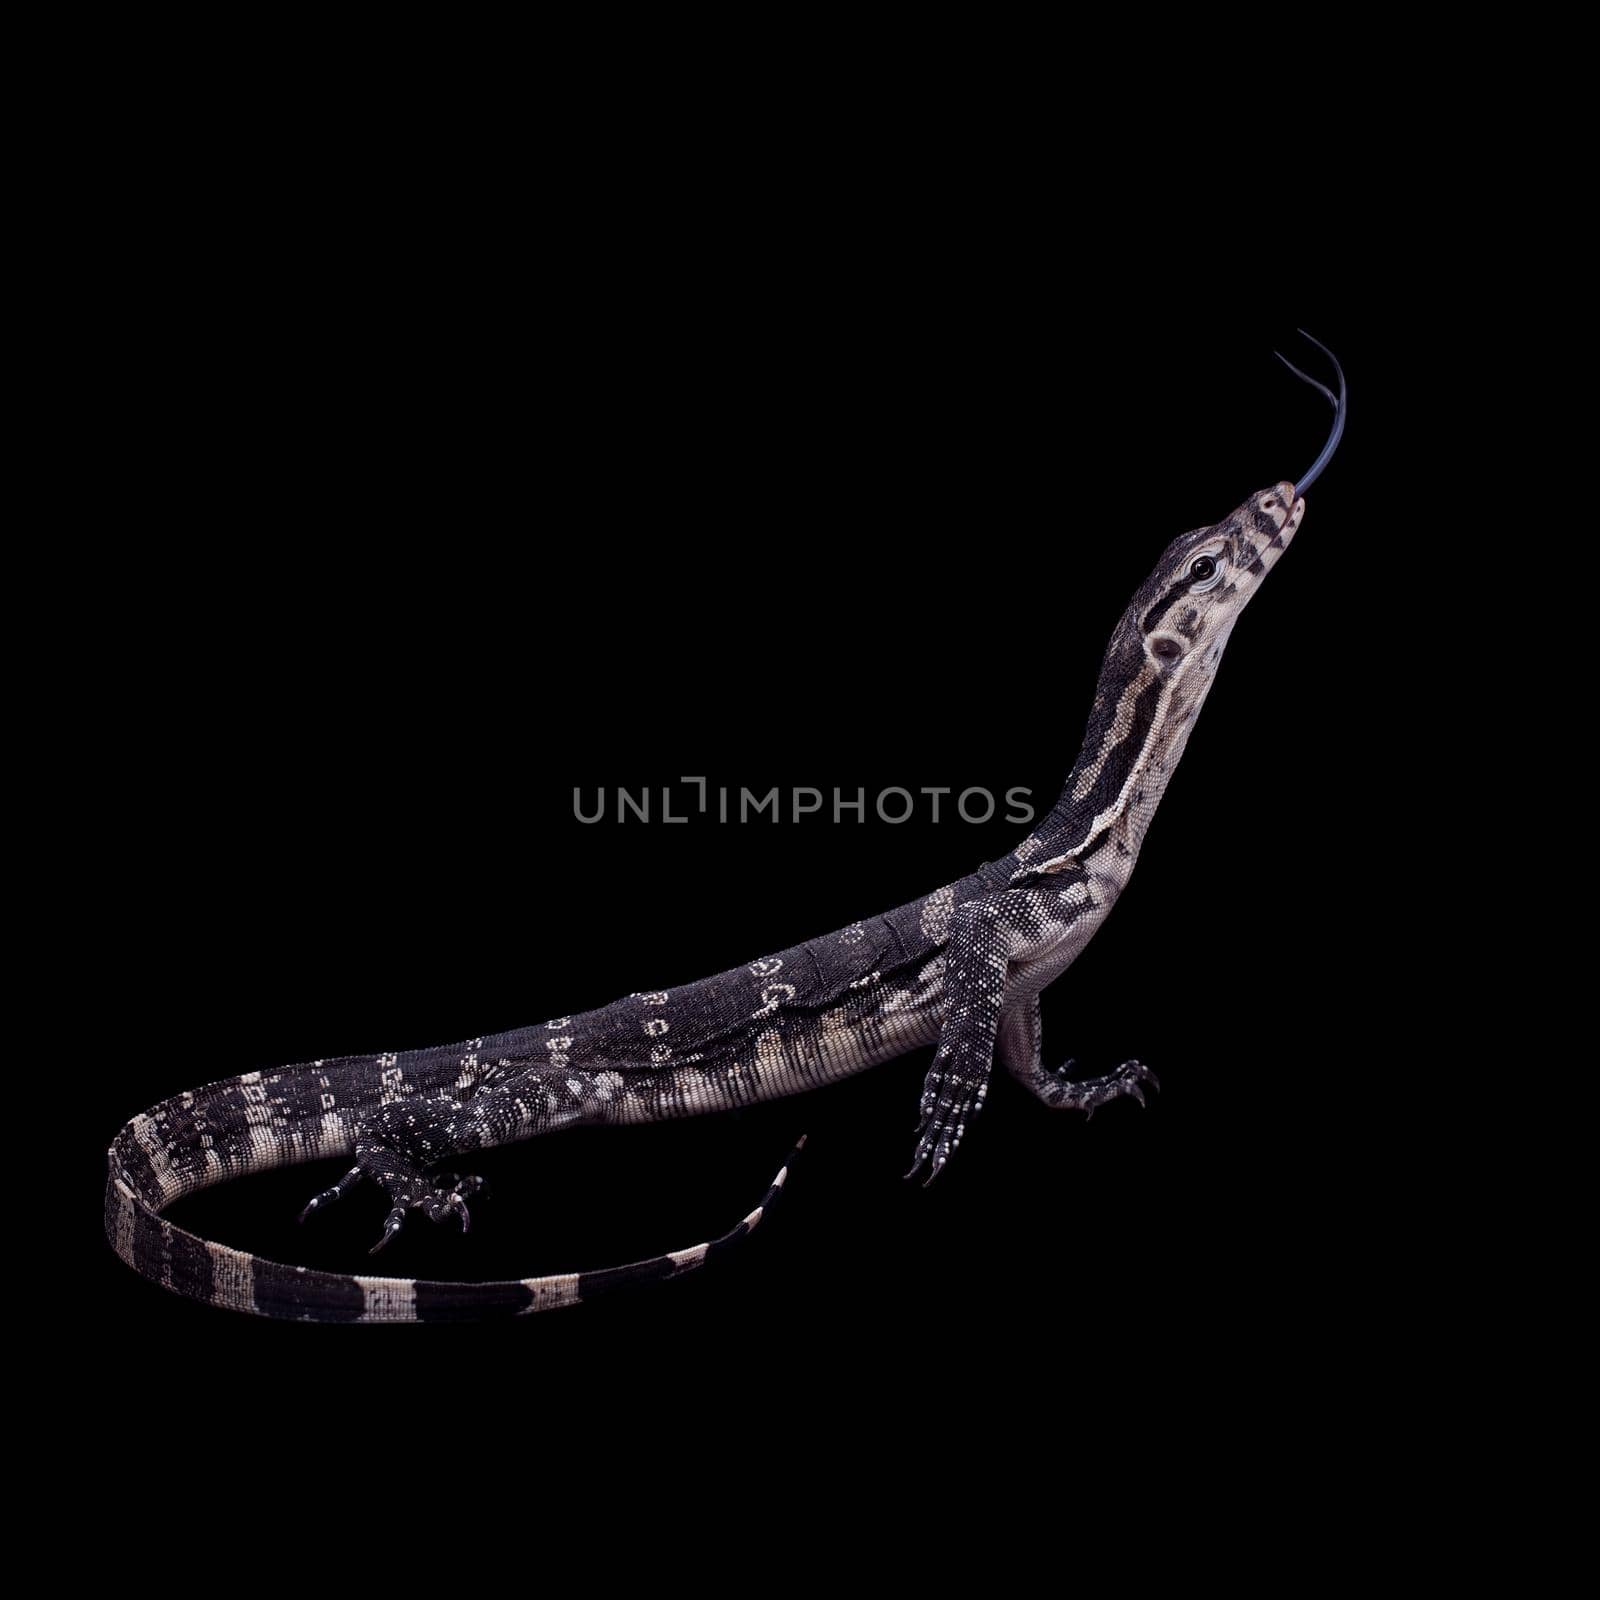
[297,1165,365,1225]
[369,1205,407,1255]
[902,1151,951,1186]
[906,1052,990,1183]
[422,1192,473,1232]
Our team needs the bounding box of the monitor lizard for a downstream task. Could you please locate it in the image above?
[105,331,1345,1322]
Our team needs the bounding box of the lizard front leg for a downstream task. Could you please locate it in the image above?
[998,995,1160,1117]
[905,892,1038,1185]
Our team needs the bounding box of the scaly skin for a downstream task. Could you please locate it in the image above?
[106,480,1305,1322]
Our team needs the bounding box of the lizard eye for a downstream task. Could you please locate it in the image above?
[1189,556,1216,581]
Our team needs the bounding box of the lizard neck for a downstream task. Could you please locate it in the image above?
[1030,643,1167,867]
[1011,603,1229,878]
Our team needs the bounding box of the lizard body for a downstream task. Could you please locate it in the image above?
[106,334,1345,1322]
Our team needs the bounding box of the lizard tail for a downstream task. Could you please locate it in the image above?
[106,1086,807,1322]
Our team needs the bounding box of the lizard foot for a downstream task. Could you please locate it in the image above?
[366,1169,486,1256]
[1043,1058,1160,1117]
[312,1098,493,1254]
[904,1045,990,1186]
[298,1158,486,1254]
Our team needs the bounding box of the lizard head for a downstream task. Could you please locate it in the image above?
[1119,328,1345,712]
[1131,482,1304,691]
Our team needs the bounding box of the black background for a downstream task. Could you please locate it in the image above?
[72,168,1437,1449]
